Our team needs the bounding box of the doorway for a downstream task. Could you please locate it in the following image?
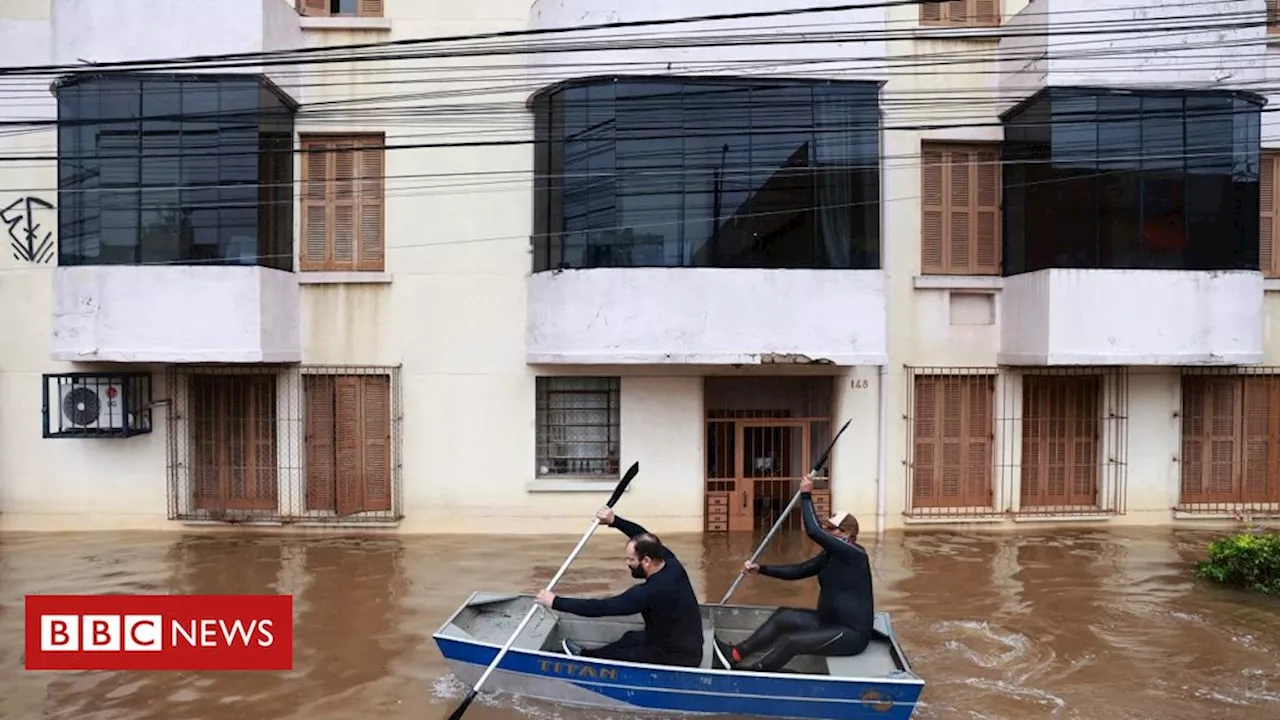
[704,376,835,533]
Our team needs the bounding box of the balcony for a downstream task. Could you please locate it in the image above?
[998,0,1265,109]
[52,0,304,94]
[526,268,887,365]
[51,265,300,363]
[999,269,1264,366]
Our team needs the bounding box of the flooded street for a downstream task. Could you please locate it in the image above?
[1,526,1277,720]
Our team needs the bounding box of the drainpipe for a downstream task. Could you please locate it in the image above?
[876,364,888,537]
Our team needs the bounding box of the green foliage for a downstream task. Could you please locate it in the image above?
[1193,531,1280,596]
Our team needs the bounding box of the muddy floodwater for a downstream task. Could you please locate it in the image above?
[1,526,1278,720]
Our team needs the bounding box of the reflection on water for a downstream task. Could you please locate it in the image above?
[2,526,1278,720]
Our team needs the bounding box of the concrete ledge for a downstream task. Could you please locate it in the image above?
[913,275,1003,291]
[300,17,391,31]
[298,272,393,285]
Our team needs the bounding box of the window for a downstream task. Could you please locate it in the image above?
[1180,375,1280,506]
[530,77,881,272]
[536,377,621,478]
[1001,87,1263,276]
[920,142,1001,274]
[1020,375,1100,509]
[910,374,995,510]
[920,1,1001,27]
[299,135,386,272]
[1261,153,1280,278]
[56,74,296,270]
[189,374,279,512]
[1269,0,1280,35]
[297,0,384,17]
[304,374,393,516]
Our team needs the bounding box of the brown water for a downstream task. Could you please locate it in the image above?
[1,526,1277,720]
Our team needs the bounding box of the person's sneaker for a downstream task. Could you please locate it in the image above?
[562,638,583,656]
[712,637,737,669]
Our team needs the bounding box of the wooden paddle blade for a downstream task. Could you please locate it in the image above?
[606,461,639,508]
[447,688,478,720]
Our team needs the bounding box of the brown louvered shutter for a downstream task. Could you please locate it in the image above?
[300,0,328,16]
[1262,153,1277,277]
[335,377,363,516]
[964,375,994,505]
[357,141,385,271]
[921,143,1001,275]
[949,150,972,271]
[973,146,1000,273]
[301,141,331,270]
[1241,376,1280,503]
[360,375,392,512]
[358,0,384,17]
[921,147,945,272]
[247,375,280,508]
[1269,0,1280,33]
[1021,376,1099,508]
[947,0,968,23]
[332,144,358,268]
[973,0,1000,26]
[921,2,942,24]
[1179,376,1242,504]
[911,375,939,507]
[305,375,337,511]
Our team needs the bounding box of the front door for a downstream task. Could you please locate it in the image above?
[733,421,808,532]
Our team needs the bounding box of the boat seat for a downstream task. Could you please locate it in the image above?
[824,639,897,677]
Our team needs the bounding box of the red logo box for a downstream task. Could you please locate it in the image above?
[25,594,293,671]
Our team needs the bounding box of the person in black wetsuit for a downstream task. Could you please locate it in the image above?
[711,473,874,673]
[533,506,704,668]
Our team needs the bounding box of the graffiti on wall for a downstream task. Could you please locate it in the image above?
[2,196,56,264]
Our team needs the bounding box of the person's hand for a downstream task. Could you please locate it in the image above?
[595,505,615,526]
[743,561,760,574]
[800,473,814,494]
[535,589,556,608]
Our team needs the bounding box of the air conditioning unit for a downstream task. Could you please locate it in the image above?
[58,378,127,431]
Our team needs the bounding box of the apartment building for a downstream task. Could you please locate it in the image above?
[0,0,1276,535]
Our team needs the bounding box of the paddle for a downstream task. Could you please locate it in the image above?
[445,460,640,720]
[718,418,852,604]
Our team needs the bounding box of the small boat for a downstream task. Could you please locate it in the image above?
[433,591,925,720]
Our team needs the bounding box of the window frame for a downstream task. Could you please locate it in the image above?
[297,0,384,18]
[919,0,1002,28]
[535,376,622,480]
[298,133,387,272]
[920,141,1002,275]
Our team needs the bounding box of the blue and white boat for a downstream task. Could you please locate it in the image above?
[433,591,925,720]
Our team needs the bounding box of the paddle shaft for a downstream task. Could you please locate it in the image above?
[718,419,852,605]
[446,461,638,720]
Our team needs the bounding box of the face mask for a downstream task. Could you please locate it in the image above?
[630,563,647,579]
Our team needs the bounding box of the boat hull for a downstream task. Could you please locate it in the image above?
[433,592,923,720]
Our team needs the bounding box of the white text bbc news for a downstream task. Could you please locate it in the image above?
[40,615,277,652]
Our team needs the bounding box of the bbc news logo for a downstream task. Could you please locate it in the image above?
[25,594,292,671]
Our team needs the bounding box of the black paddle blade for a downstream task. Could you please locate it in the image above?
[446,688,478,720]
[810,418,852,473]
[606,461,640,508]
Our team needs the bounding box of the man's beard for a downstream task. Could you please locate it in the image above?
[630,564,646,579]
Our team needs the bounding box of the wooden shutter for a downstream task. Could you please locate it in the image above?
[190,375,278,513]
[299,136,386,272]
[921,1,1001,27]
[1241,376,1280,503]
[299,0,329,16]
[1020,375,1099,508]
[911,374,994,509]
[1179,376,1243,504]
[358,0,384,17]
[921,142,1001,275]
[301,142,331,270]
[1269,0,1280,33]
[1262,153,1277,277]
[333,375,392,516]
[305,375,337,511]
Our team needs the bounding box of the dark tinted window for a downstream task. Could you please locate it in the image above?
[56,74,297,270]
[1002,87,1261,275]
[531,77,882,271]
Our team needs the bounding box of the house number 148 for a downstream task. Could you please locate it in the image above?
[851,379,870,389]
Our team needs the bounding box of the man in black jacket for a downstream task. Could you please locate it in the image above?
[711,473,874,673]
[534,506,704,668]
